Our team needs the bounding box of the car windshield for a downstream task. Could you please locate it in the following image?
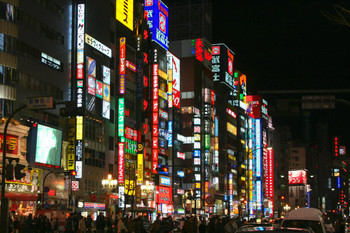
[282,220,323,233]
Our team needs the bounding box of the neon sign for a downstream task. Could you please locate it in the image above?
[119,38,126,94]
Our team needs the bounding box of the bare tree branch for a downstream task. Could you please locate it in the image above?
[322,4,350,28]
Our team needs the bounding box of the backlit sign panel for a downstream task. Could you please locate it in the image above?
[137,153,143,185]
[103,84,110,102]
[212,43,235,89]
[167,52,180,108]
[152,61,159,173]
[102,100,110,119]
[96,80,103,98]
[87,76,96,95]
[288,170,307,185]
[159,175,171,187]
[118,98,125,137]
[156,186,172,204]
[119,38,126,94]
[118,142,125,184]
[116,0,134,31]
[256,119,261,178]
[265,148,274,198]
[144,0,169,50]
[102,66,110,85]
[85,34,112,58]
[177,152,185,160]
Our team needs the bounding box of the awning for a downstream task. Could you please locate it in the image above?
[4,192,38,201]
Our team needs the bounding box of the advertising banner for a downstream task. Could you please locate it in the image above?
[288,170,307,185]
[156,186,172,204]
[137,153,143,185]
[116,0,134,31]
[212,43,235,90]
[119,38,126,94]
[144,0,169,50]
[0,134,18,155]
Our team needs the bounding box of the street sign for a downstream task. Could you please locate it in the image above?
[205,195,214,205]
[302,95,335,109]
[27,97,54,110]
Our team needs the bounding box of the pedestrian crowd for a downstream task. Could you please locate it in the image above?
[7,211,244,233]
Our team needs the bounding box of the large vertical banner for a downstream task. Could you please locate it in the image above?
[166,52,180,109]
[75,3,85,179]
[212,44,235,89]
[67,118,76,171]
[119,38,126,94]
[144,0,169,50]
[152,50,159,173]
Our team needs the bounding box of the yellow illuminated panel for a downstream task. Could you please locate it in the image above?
[195,182,201,188]
[137,153,143,185]
[116,0,134,31]
[159,89,167,99]
[125,179,135,195]
[167,69,173,81]
[76,116,83,140]
[158,69,168,80]
[227,122,237,135]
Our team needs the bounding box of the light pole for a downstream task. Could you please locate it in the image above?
[102,174,118,217]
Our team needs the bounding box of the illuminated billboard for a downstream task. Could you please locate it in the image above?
[212,43,235,90]
[116,0,134,31]
[118,142,125,184]
[288,170,307,185]
[265,148,274,198]
[167,52,180,109]
[152,51,159,173]
[145,0,169,50]
[28,123,63,168]
[119,38,126,94]
[118,98,125,137]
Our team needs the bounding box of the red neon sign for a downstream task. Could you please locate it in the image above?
[152,63,159,173]
[118,142,125,184]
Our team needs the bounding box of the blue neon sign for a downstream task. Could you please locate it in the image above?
[144,0,169,50]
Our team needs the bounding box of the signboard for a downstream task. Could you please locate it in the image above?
[84,202,106,210]
[102,66,110,85]
[167,52,180,109]
[144,0,169,50]
[118,142,125,184]
[156,186,172,204]
[125,139,137,155]
[265,148,274,198]
[87,76,96,95]
[118,98,125,137]
[85,34,112,58]
[26,97,54,110]
[76,4,85,109]
[0,134,18,155]
[288,170,307,185]
[72,181,79,191]
[119,38,126,94]
[212,43,235,90]
[255,119,261,178]
[159,175,171,187]
[116,0,134,31]
[118,186,125,208]
[67,118,76,170]
[246,95,262,119]
[152,58,159,173]
[137,153,143,185]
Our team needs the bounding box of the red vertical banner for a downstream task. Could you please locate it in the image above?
[152,63,159,173]
[118,142,125,184]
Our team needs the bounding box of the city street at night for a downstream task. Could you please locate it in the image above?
[0,0,350,233]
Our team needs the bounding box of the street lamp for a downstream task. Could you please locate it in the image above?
[102,174,118,190]
[283,204,291,212]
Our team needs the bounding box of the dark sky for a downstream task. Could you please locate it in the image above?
[212,1,350,93]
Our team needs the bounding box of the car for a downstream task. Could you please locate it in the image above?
[239,222,273,230]
[235,226,314,233]
[281,208,327,233]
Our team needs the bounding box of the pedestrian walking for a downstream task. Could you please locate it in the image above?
[53,218,59,233]
[117,217,128,233]
[79,216,87,233]
[25,214,34,233]
[96,212,106,233]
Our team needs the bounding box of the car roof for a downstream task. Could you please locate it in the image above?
[284,208,323,221]
[236,226,312,233]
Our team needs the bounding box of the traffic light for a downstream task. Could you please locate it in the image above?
[281,195,285,201]
[156,165,168,175]
[5,163,14,180]
[14,163,26,180]
[71,171,77,176]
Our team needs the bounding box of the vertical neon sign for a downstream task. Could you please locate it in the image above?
[118,142,125,184]
[256,119,261,178]
[152,49,159,173]
[75,4,85,178]
[119,37,126,94]
[118,98,125,137]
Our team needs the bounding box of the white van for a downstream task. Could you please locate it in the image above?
[281,208,327,233]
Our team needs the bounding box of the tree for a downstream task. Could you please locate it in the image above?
[323,5,350,28]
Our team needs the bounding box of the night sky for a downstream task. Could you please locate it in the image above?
[213,1,350,93]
